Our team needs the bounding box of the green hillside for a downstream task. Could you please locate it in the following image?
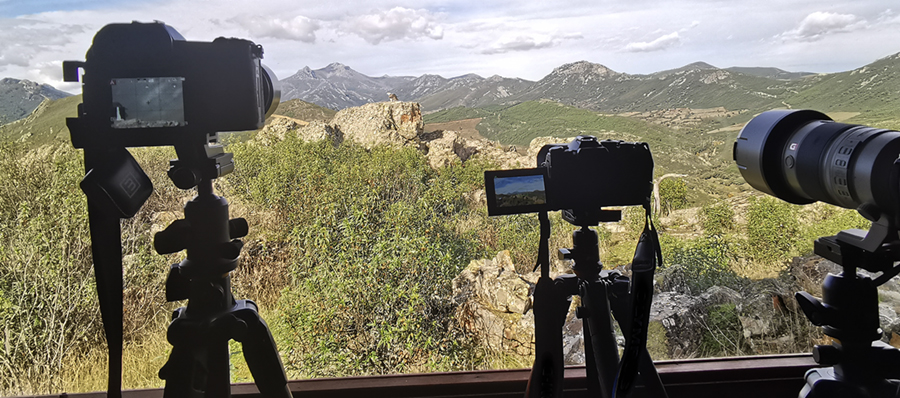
[0,95,80,147]
[785,53,900,113]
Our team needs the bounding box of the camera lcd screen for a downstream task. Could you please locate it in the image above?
[110,77,186,129]
[485,168,550,216]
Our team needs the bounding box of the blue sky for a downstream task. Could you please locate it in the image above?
[0,0,147,17]
[1,0,898,93]
[495,175,545,195]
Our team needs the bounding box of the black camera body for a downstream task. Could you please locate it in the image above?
[485,136,654,216]
[64,21,280,150]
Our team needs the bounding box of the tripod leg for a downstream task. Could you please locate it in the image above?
[582,318,603,397]
[233,300,292,398]
[161,341,205,398]
[581,279,619,398]
[206,338,232,398]
[525,276,571,398]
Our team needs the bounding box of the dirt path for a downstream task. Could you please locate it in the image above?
[424,118,485,140]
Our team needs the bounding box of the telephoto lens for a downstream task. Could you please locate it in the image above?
[734,109,900,221]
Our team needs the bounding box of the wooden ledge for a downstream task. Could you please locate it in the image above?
[19,354,819,398]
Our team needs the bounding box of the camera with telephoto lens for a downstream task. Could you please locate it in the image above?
[63,21,280,150]
[485,135,654,218]
[733,109,900,225]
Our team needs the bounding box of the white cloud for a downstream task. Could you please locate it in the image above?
[624,31,680,52]
[0,19,86,68]
[229,15,320,43]
[780,11,864,41]
[0,1,898,91]
[481,33,582,55]
[344,7,444,45]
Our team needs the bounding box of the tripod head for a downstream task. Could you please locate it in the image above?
[795,216,900,397]
[557,208,621,279]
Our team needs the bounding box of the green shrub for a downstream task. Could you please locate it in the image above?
[226,136,529,377]
[797,203,869,254]
[746,196,800,264]
[662,235,742,294]
[700,201,734,236]
[699,304,746,357]
[659,178,687,215]
[0,142,99,393]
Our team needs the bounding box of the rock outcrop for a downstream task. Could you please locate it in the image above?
[331,101,423,148]
[254,100,537,170]
[450,250,587,363]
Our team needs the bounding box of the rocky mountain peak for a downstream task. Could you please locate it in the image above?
[684,61,718,70]
[551,61,618,78]
[320,62,358,78]
[290,66,317,80]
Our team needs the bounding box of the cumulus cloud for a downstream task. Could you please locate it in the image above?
[480,33,582,55]
[624,31,680,52]
[0,19,86,68]
[780,11,863,41]
[230,15,320,42]
[345,7,443,45]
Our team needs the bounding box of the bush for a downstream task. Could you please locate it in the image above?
[746,196,800,265]
[699,304,746,357]
[659,178,688,215]
[226,136,529,377]
[660,235,742,295]
[0,142,99,393]
[700,201,734,236]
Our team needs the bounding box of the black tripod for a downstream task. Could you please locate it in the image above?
[526,209,667,398]
[796,217,900,397]
[152,149,292,398]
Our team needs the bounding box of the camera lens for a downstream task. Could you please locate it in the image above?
[734,109,900,218]
[261,64,281,118]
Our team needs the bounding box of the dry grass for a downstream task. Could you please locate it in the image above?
[59,330,169,394]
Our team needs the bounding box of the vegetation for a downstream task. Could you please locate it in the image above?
[2,54,900,394]
[659,178,688,216]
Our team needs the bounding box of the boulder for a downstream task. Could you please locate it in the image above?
[452,251,589,359]
[420,130,477,169]
[255,118,302,146]
[296,120,342,146]
[331,101,423,149]
[648,292,708,358]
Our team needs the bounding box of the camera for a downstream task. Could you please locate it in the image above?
[485,135,654,216]
[63,21,280,150]
[733,109,900,224]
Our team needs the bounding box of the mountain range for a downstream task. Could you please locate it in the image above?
[2,51,898,125]
[279,58,876,113]
[0,78,70,125]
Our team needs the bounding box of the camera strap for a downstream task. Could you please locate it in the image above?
[85,197,124,398]
[80,147,152,398]
[614,204,663,398]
